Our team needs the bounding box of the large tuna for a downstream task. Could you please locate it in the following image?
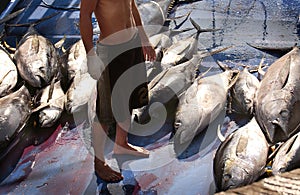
[0,45,18,97]
[173,70,238,150]
[255,46,300,143]
[34,80,65,128]
[272,132,300,175]
[0,85,31,152]
[213,117,269,191]
[14,27,59,88]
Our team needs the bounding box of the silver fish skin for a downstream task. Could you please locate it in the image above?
[272,132,300,175]
[161,18,218,66]
[14,28,58,88]
[0,45,18,97]
[138,1,165,36]
[0,85,31,144]
[213,117,269,191]
[134,54,204,124]
[62,39,88,82]
[255,47,300,143]
[65,73,97,114]
[35,81,65,127]
[174,70,236,145]
[231,68,260,115]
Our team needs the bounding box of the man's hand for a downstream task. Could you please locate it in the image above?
[142,42,156,62]
[87,48,103,80]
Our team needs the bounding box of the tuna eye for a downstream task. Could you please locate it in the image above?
[223,174,232,181]
[280,110,289,118]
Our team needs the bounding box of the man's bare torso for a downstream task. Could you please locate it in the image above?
[94,0,137,44]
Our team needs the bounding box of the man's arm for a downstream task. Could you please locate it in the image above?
[131,0,156,61]
[80,0,98,54]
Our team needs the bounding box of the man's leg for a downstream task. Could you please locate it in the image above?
[113,118,150,157]
[92,122,123,182]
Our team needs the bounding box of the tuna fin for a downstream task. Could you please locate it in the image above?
[216,60,231,71]
[217,124,225,142]
[190,17,221,35]
[54,35,66,49]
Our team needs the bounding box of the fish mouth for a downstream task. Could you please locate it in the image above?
[269,120,288,143]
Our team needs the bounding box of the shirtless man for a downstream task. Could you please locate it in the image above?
[80,0,156,182]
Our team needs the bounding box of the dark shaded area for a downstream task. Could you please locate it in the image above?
[0,0,10,15]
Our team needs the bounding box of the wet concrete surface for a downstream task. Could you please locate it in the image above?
[0,0,300,194]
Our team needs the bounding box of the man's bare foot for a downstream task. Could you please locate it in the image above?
[113,143,150,158]
[94,157,123,182]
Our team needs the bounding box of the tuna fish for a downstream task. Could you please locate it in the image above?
[0,45,18,97]
[231,67,260,115]
[173,70,238,148]
[217,61,260,115]
[213,117,269,191]
[138,1,166,36]
[13,27,59,88]
[161,18,219,65]
[134,50,220,125]
[60,39,87,84]
[0,85,31,150]
[33,80,65,128]
[272,132,300,175]
[65,72,97,115]
[255,46,300,143]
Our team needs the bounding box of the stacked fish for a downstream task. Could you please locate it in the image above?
[213,47,300,192]
[0,24,97,155]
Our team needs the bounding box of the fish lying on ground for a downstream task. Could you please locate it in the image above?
[65,72,97,116]
[217,61,260,116]
[213,117,269,191]
[173,68,238,152]
[13,26,59,88]
[0,45,18,97]
[33,80,65,128]
[134,53,204,126]
[61,39,87,83]
[272,132,300,175]
[161,17,219,65]
[0,85,31,152]
[255,46,300,143]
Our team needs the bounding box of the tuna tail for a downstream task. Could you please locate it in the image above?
[190,17,221,38]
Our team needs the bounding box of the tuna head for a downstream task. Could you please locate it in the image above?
[231,69,259,115]
[15,34,58,88]
[174,103,203,145]
[219,159,253,191]
[39,108,62,127]
[258,90,300,143]
[272,133,300,175]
